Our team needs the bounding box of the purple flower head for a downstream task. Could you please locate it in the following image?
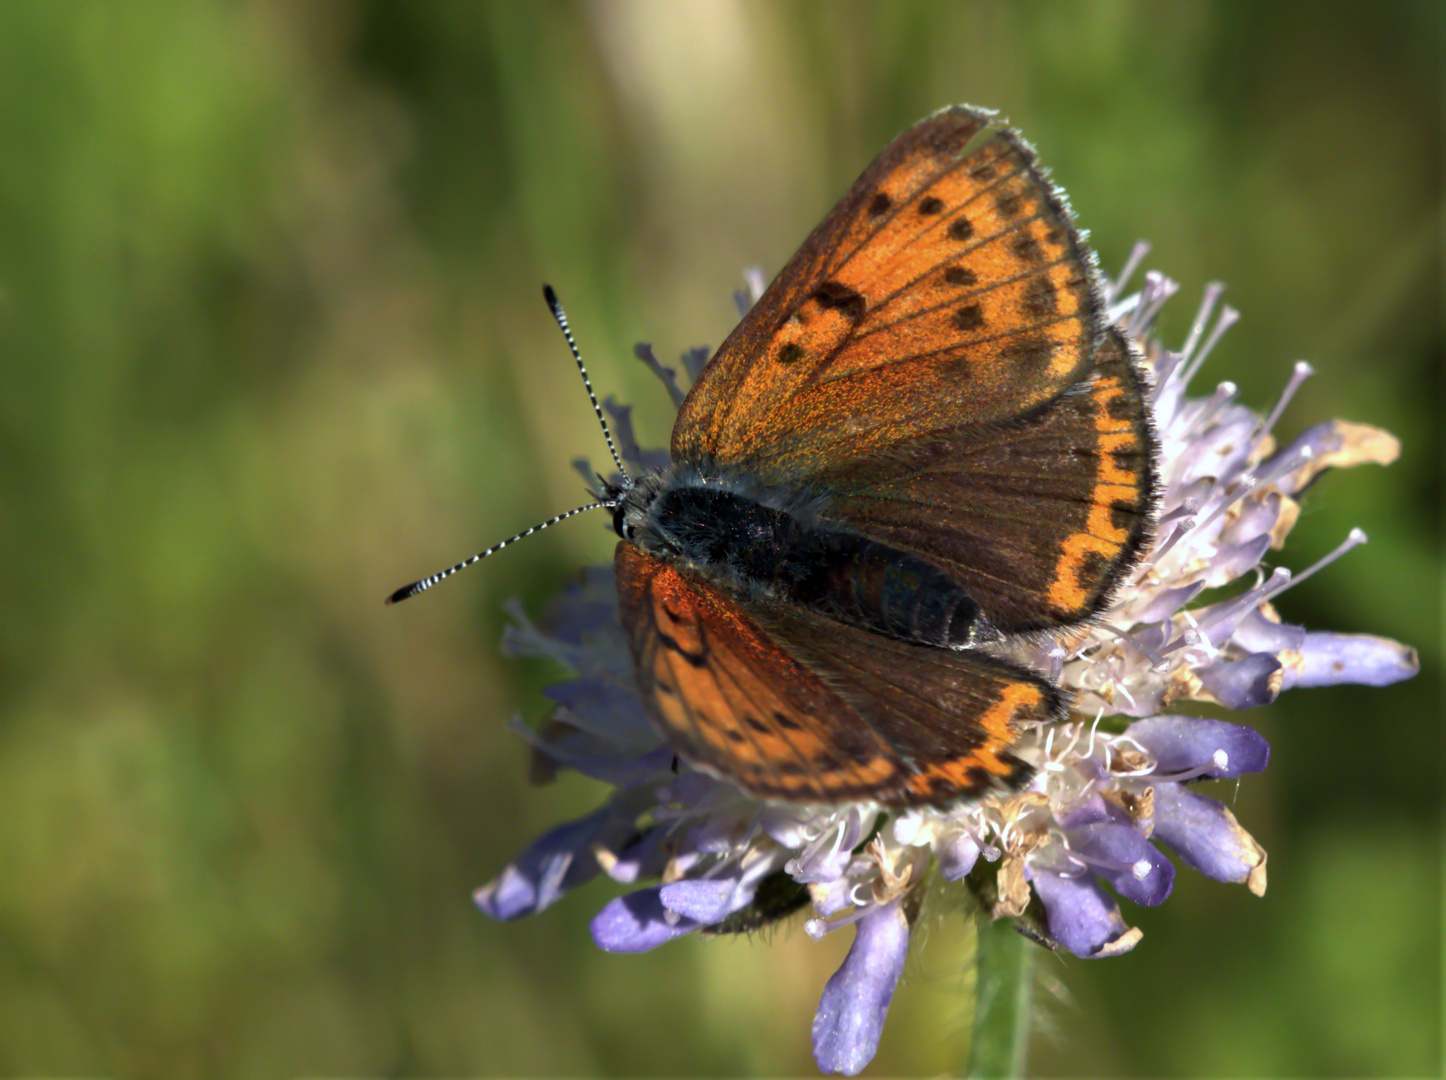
[476,254,1416,1073]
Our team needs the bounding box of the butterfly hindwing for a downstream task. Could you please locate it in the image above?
[814,326,1157,631]
[752,600,1061,805]
[615,541,1054,806]
[673,104,1106,484]
[615,540,901,802]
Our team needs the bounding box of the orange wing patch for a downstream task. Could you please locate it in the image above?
[1042,329,1155,619]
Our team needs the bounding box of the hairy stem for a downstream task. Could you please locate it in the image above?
[965,917,1035,1078]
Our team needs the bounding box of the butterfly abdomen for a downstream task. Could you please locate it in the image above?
[640,482,991,649]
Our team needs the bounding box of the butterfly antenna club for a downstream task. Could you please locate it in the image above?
[385,500,610,605]
[543,284,630,483]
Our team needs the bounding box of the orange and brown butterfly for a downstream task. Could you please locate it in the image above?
[390,104,1158,810]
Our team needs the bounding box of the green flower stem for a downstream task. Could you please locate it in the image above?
[965,917,1035,1078]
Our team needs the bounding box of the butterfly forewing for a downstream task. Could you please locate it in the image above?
[674,104,1106,484]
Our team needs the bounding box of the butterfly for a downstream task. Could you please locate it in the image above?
[390,105,1158,809]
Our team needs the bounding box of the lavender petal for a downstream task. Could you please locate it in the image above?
[1197,653,1283,709]
[937,832,981,882]
[1231,605,1307,653]
[659,877,756,924]
[600,826,670,885]
[1218,490,1288,547]
[1129,581,1205,626]
[591,886,702,952]
[1151,782,1267,895]
[542,679,658,744]
[1066,822,1175,906]
[1284,632,1419,689]
[1199,533,1273,587]
[1030,867,1143,958]
[811,899,911,1076]
[1056,791,1113,830]
[811,861,874,917]
[475,808,623,920]
[1126,715,1270,778]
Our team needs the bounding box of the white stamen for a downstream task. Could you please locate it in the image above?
[1128,272,1181,337]
[1166,613,1220,662]
[1193,444,1311,533]
[1185,380,1239,437]
[1148,515,1198,564]
[1254,360,1315,449]
[1265,527,1368,598]
[1095,621,1167,667]
[1112,681,1139,710]
[1179,304,1240,387]
[1110,240,1151,303]
[1083,710,1107,760]
[1180,282,1225,366]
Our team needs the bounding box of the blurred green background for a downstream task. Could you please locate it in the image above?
[0,1,1439,1076]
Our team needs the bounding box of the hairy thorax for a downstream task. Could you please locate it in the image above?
[613,469,995,650]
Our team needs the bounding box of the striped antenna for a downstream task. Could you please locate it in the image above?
[544,284,630,482]
[385,501,609,605]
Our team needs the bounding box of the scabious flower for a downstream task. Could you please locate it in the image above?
[476,248,1417,1075]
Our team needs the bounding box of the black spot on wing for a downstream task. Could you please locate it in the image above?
[999,334,1055,375]
[954,303,985,331]
[1022,275,1057,317]
[1078,549,1110,591]
[773,710,803,730]
[1105,388,1139,421]
[657,629,708,667]
[1012,231,1043,262]
[1110,500,1139,534]
[814,280,867,321]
